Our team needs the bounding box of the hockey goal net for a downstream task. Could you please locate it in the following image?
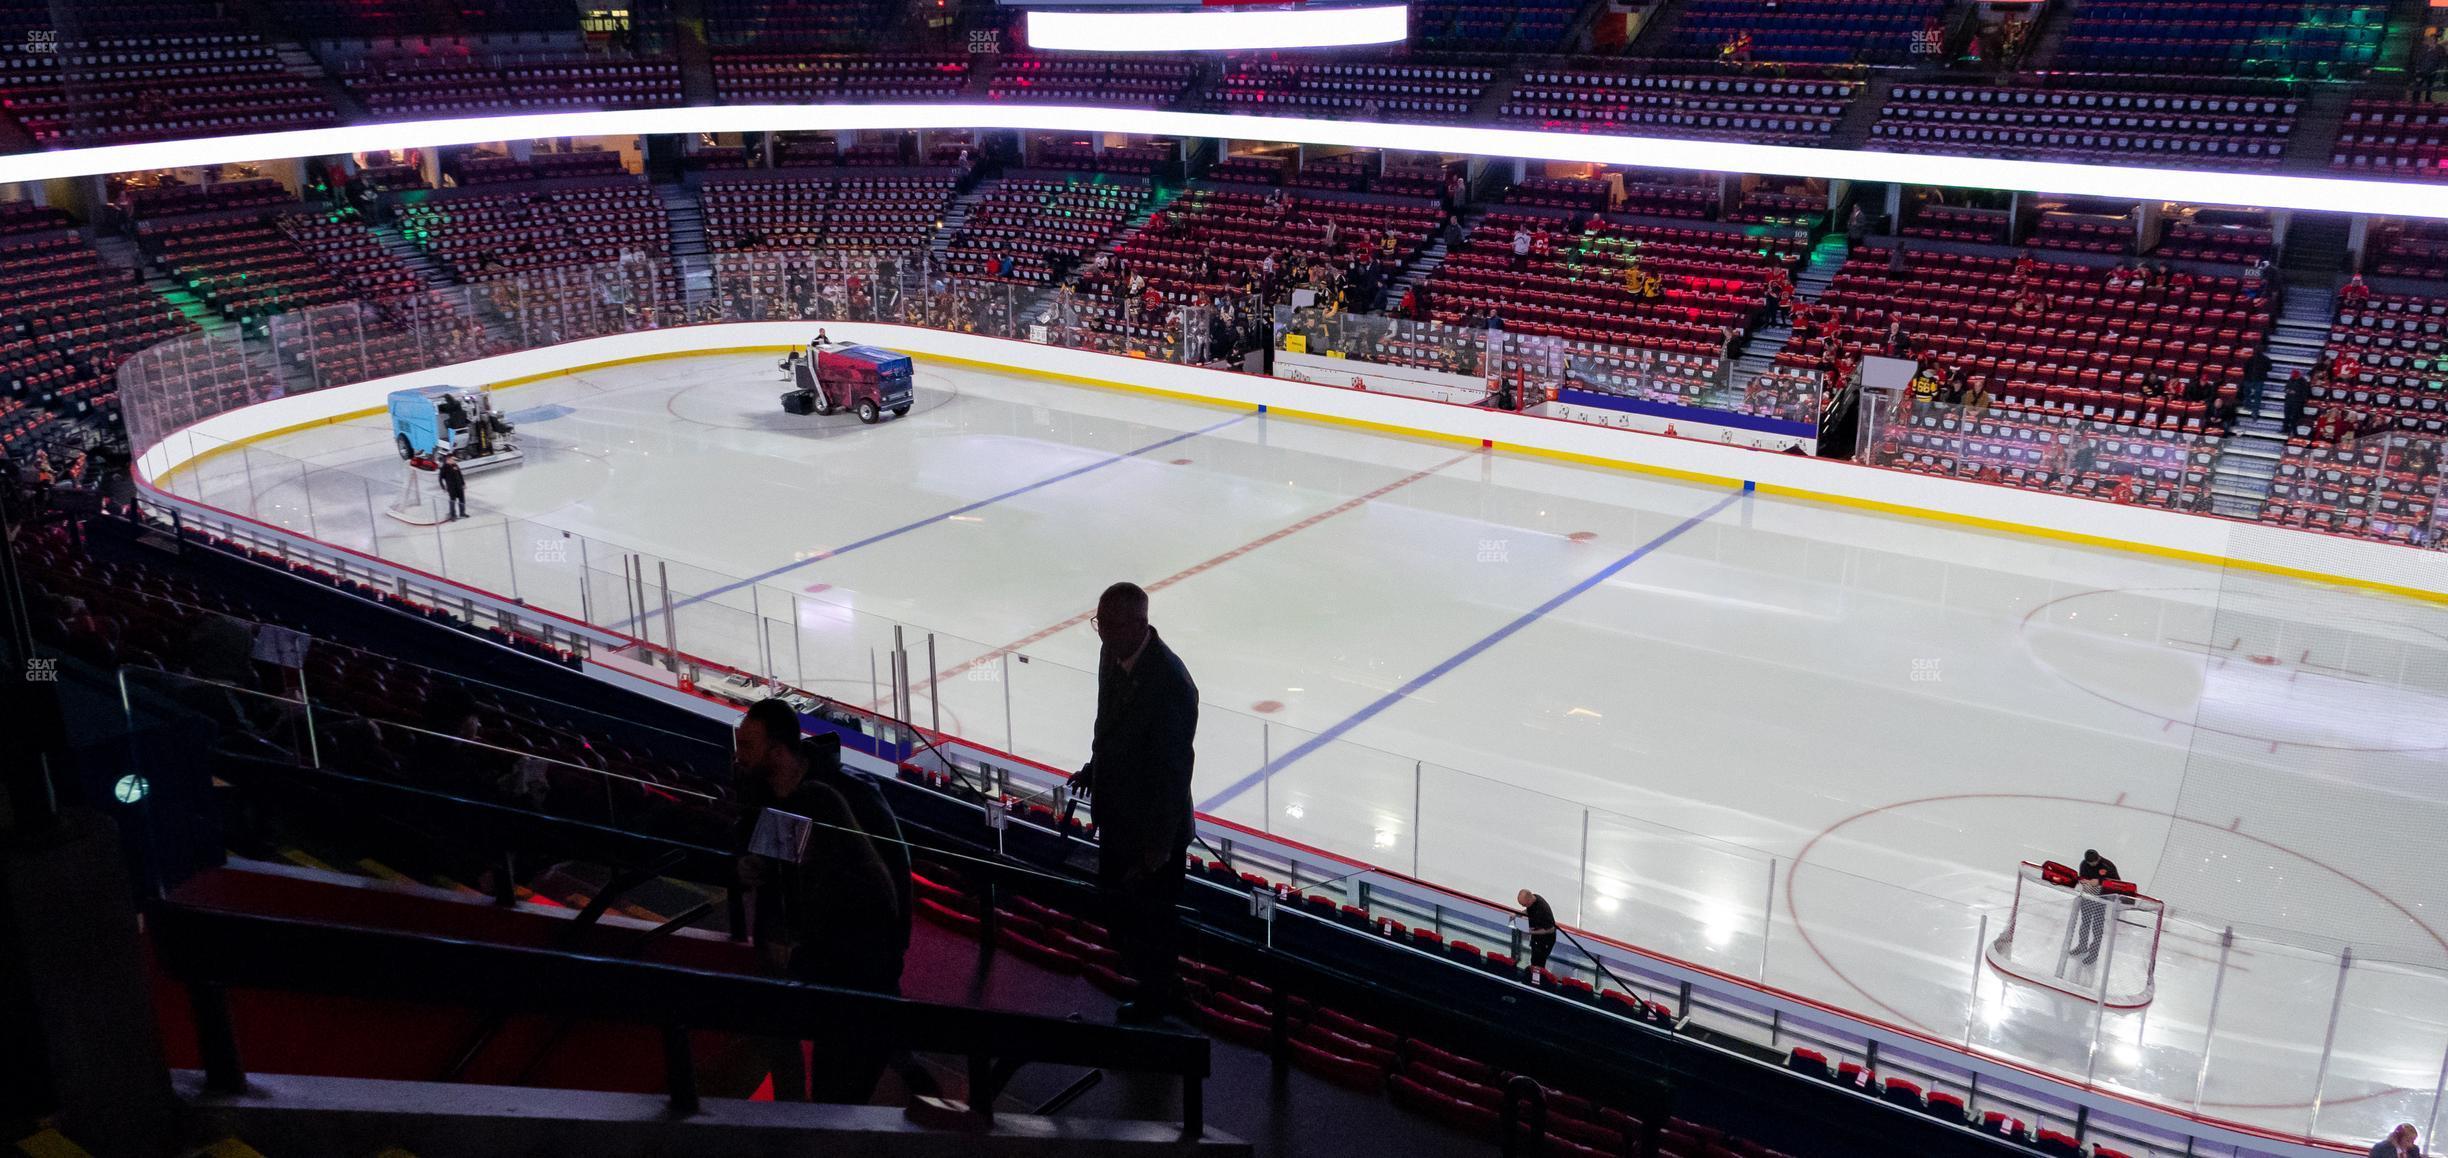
[1985,861,2165,1008]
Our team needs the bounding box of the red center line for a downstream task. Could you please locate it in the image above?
[894,448,1483,703]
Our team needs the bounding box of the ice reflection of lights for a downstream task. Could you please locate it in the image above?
[1700,899,1742,948]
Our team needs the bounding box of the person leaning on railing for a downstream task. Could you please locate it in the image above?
[1071,582,1199,1025]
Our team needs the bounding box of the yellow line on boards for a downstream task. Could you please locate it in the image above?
[153,343,2448,606]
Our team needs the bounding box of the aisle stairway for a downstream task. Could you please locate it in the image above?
[2281,88,2355,176]
[1385,208,1484,306]
[367,222,445,286]
[1729,236,1847,381]
[274,38,363,123]
[2017,0,2082,70]
[655,181,710,301]
[1824,75,1893,151]
[1019,187,1186,323]
[2280,212,2353,284]
[1622,0,1692,55]
[2378,0,2438,75]
[2207,285,2336,517]
[929,181,996,266]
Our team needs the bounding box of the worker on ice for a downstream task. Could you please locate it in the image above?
[778,332,834,380]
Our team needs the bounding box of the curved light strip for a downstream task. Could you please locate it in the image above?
[11,103,2448,219]
[1026,5,1406,50]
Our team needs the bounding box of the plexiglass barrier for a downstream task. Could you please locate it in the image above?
[705,248,1226,363]
[114,665,725,833]
[1860,391,2448,546]
[1271,305,1828,435]
[113,255,2448,1155]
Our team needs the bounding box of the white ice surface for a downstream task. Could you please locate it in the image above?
[172,353,2448,1145]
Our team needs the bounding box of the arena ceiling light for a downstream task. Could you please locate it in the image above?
[10,103,2448,221]
[1023,4,1407,51]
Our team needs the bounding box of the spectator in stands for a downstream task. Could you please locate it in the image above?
[733,699,905,1102]
[2406,441,2438,483]
[1515,889,1558,970]
[2418,36,2444,102]
[1939,366,1967,405]
[1910,366,1942,404]
[1846,204,1870,250]
[2072,849,2121,964]
[787,267,812,316]
[2068,438,2098,476]
[1345,261,1376,314]
[168,612,275,734]
[437,452,468,521]
[409,682,505,798]
[1511,225,1534,271]
[2370,1123,2421,1158]
[1071,581,1199,1024]
[2315,406,2351,445]
[2342,275,2373,308]
[2283,370,2313,435]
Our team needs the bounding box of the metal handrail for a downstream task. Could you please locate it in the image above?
[154,903,1212,1137]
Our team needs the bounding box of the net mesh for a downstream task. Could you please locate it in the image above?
[1986,862,2163,1007]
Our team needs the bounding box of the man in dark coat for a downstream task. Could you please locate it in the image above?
[1516,889,1558,971]
[436,452,467,520]
[2072,848,2122,964]
[1072,581,1199,1023]
[815,729,911,961]
[733,700,904,1101]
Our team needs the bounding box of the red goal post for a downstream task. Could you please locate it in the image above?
[1984,860,2166,1008]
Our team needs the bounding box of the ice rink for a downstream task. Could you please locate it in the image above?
[171,351,2448,1143]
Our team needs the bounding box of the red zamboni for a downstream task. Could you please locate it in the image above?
[780,336,915,424]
